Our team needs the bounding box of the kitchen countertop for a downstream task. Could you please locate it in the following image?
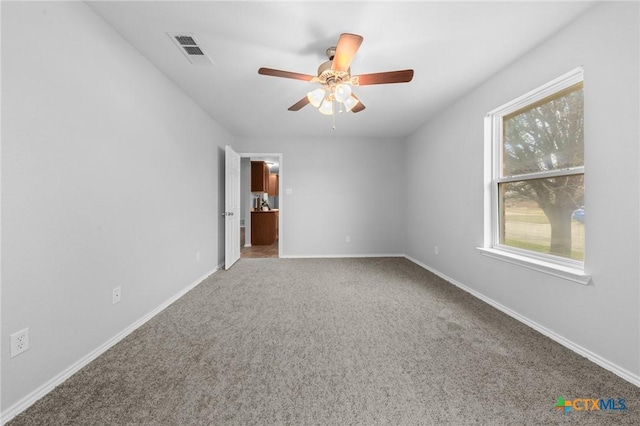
[251,209,278,213]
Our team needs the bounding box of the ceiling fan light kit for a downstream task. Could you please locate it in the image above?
[342,95,359,112]
[334,83,352,103]
[258,33,414,127]
[318,99,334,116]
[307,88,325,108]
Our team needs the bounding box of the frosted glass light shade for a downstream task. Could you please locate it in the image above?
[343,94,360,112]
[318,99,333,115]
[334,84,352,103]
[307,88,325,108]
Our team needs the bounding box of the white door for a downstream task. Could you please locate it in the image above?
[224,145,241,269]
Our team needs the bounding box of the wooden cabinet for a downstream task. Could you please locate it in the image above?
[268,174,278,196]
[251,161,270,193]
[251,210,279,245]
[252,161,278,196]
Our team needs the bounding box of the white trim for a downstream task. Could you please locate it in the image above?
[497,166,584,183]
[404,255,640,388]
[483,115,494,247]
[486,66,584,117]
[477,247,590,285]
[0,267,219,425]
[280,253,405,259]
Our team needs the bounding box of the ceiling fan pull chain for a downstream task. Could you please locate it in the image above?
[332,102,336,130]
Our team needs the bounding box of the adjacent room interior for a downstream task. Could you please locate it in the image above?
[2,1,639,424]
[240,155,281,259]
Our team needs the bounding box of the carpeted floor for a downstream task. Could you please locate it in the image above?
[8,258,640,425]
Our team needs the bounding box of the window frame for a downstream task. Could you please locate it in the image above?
[479,67,590,285]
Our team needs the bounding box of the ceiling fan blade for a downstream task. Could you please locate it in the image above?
[288,96,310,111]
[350,94,366,113]
[355,69,414,86]
[258,68,315,82]
[331,33,363,72]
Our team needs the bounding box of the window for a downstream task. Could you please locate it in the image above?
[482,68,588,283]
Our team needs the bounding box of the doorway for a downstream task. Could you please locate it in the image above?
[239,153,282,259]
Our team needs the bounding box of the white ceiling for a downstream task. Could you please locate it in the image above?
[88,1,596,139]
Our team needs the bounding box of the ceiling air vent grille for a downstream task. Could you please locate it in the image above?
[168,33,213,66]
[184,46,204,56]
[175,36,197,46]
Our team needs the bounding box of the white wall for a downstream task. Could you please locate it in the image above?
[1,1,231,412]
[236,137,407,257]
[406,2,639,378]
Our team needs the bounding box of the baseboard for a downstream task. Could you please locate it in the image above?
[0,267,219,425]
[280,253,405,259]
[404,255,640,388]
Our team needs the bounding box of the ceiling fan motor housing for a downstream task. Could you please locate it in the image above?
[317,60,351,86]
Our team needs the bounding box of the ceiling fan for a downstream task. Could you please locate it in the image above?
[258,33,414,116]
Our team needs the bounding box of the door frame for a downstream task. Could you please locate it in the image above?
[240,152,283,258]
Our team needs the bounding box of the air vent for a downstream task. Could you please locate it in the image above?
[175,36,197,46]
[184,46,204,56]
[168,33,213,66]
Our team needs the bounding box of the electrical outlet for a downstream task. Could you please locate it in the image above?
[11,328,29,358]
[112,287,121,304]
[346,236,351,243]
[434,246,439,255]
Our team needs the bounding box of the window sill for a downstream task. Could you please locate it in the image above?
[477,247,591,285]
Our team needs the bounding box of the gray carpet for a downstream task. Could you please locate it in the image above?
[8,258,640,425]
